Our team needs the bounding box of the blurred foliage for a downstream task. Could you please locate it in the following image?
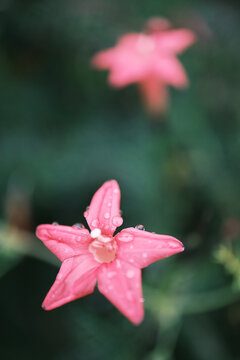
[0,0,240,359]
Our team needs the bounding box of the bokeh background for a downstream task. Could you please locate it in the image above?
[0,0,240,359]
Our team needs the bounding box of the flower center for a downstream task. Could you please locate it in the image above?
[88,229,117,264]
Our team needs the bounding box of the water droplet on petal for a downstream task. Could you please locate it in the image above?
[117,233,133,242]
[139,297,145,303]
[116,259,121,268]
[84,206,90,218]
[57,272,63,280]
[81,229,90,235]
[135,224,145,231]
[52,222,59,225]
[91,219,99,227]
[73,223,84,229]
[54,283,64,295]
[168,240,180,249]
[104,212,110,219]
[112,216,123,227]
[126,270,135,279]
[142,252,148,258]
[126,291,134,301]
[91,228,101,238]
[107,202,112,207]
[107,271,116,278]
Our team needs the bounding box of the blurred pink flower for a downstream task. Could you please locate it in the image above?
[92,18,196,115]
[36,180,183,324]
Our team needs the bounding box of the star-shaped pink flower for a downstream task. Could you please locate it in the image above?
[92,18,196,115]
[36,180,184,324]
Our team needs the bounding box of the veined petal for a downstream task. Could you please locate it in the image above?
[116,227,184,268]
[42,254,100,310]
[154,56,189,88]
[156,29,196,54]
[84,180,123,236]
[36,224,90,261]
[98,259,144,325]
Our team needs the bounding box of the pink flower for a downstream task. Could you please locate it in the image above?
[92,18,196,115]
[36,180,183,324]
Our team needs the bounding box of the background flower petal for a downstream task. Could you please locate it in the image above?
[154,56,189,87]
[92,49,117,69]
[156,29,196,54]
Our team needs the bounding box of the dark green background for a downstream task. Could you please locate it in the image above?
[0,0,240,359]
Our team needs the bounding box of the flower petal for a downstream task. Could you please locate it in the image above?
[116,227,184,268]
[108,56,149,87]
[42,254,100,310]
[98,259,144,325]
[36,224,90,261]
[117,33,141,48]
[92,48,117,69]
[84,180,123,236]
[156,29,196,54]
[154,56,189,88]
[91,33,140,71]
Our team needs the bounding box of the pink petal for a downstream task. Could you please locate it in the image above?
[92,36,151,87]
[36,224,90,261]
[42,254,100,310]
[84,180,123,236]
[154,56,189,88]
[156,29,196,54]
[92,48,117,69]
[117,33,141,48]
[108,56,149,87]
[98,259,144,325]
[116,227,184,268]
[91,33,140,70]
